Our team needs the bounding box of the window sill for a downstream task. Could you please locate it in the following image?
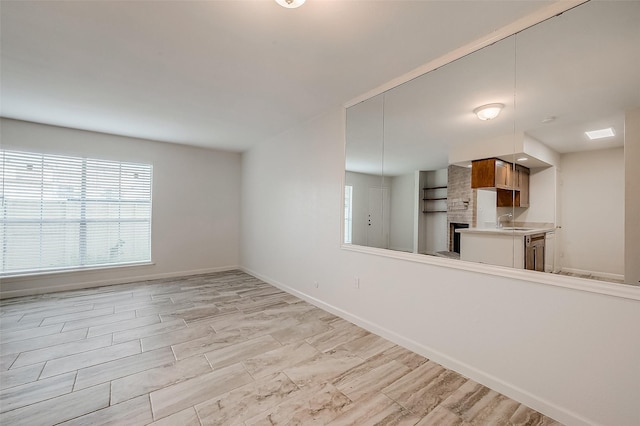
[1,262,156,281]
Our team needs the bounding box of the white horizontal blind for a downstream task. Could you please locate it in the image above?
[0,150,152,276]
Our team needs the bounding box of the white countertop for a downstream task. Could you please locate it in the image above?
[456,227,554,236]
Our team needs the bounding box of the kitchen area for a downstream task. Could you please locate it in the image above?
[420,133,559,274]
[456,156,554,272]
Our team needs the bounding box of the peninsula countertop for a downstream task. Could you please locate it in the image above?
[455,227,555,236]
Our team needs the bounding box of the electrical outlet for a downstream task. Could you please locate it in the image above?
[314,281,319,288]
[354,277,360,289]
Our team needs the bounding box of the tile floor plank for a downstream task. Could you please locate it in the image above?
[195,372,300,425]
[140,323,216,352]
[2,317,53,332]
[0,383,110,426]
[0,371,76,413]
[204,334,282,369]
[383,362,468,418]
[0,363,44,390]
[0,353,18,371]
[11,334,112,369]
[244,383,351,426]
[61,310,137,332]
[269,320,332,345]
[86,314,160,338]
[336,332,397,360]
[0,323,64,344]
[335,359,411,402]
[112,318,186,344]
[281,348,365,388]
[40,340,141,379]
[39,307,115,327]
[110,354,212,405]
[304,322,369,353]
[171,329,248,361]
[147,407,201,426]
[327,392,421,426]
[58,394,153,426]
[150,362,253,420]
[17,304,95,324]
[0,328,88,357]
[242,341,319,379]
[74,347,175,390]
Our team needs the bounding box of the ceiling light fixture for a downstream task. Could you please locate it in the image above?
[275,0,306,8]
[517,157,528,162]
[585,127,615,140]
[473,103,504,121]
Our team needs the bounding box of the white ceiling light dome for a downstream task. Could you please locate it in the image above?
[275,0,306,8]
[473,103,504,121]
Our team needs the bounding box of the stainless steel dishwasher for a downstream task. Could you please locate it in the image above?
[525,233,545,272]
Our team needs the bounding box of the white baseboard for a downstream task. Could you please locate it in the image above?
[560,267,624,282]
[0,265,239,299]
[241,266,595,426]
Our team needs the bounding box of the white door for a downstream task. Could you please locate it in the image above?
[367,187,390,248]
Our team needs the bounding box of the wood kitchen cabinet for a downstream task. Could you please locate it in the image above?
[515,164,529,207]
[471,158,529,207]
[471,158,510,189]
[497,188,519,207]
[471,158,512,189]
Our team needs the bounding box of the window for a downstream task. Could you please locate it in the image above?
[344,185,353,244]
[1,150,152,276]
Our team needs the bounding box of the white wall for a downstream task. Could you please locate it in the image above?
[388,173,415,252]
[476,189,497,228]
[240,106,640,426]
[0,118,241,297]
[558,147,624,278]
[514,166,556,225]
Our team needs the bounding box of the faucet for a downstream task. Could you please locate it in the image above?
[497,213,513,228]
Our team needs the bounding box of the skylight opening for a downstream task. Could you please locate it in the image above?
[585,127,615,140]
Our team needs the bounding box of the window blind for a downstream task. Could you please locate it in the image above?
[0,150,152,276]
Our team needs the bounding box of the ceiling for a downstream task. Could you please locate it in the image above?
[0,0,555,152]
[346,0,640,176]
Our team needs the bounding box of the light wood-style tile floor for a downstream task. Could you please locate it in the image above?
[0,270,562,425]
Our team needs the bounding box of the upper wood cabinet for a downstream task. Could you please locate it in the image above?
[471,158,530,207]
[515,164,530,207]
[472,158,512,189]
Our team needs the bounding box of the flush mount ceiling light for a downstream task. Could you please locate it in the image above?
[585,127,615,140]
[275,0,306,8]
[473,103,504,121]
[517,157,528,162]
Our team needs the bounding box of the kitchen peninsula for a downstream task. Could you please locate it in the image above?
[457,226,554,271]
